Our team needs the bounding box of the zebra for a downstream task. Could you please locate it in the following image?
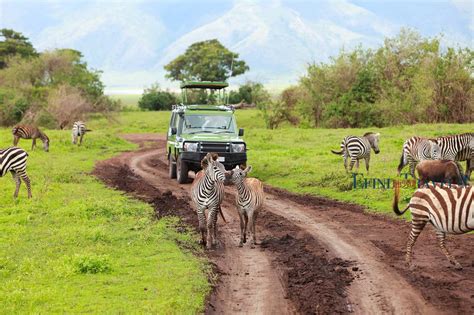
[72,121,91,145]
[393,181,473,269]
[230,165,264,248]
[190,153,227,249]
[434,133,473,179]
[331,132,380,174]
[397,136,440,177]
[0,147,32,198]
[12,125,50,152]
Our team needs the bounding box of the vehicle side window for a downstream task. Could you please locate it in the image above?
[168,113,176,137]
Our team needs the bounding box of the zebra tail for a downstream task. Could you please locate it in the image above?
[85,129,93,132]
[331,149,343,155]
[397,151,406,175]
[392,180,409,216]
[218,206,227,223]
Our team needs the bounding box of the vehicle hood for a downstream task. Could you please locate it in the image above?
[179,133,244,143]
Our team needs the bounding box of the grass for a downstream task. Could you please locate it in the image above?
[0,127,210,313]
[109,94,141,108]
[102,109,472,216]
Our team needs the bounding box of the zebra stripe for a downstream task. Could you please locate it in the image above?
[12,125,49,152]
[436,133,473,178]
[331,132,380,174]
[0,147,32,198]
[393,181,473,269]
[230,165,264,248]
[190,153,226,249]
[397,136,439,177]
[72,121,88,145]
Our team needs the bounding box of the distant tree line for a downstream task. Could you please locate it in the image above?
[262,29,473,129]
[0,29,118,128]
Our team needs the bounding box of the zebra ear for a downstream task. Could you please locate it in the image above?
[244,165,252,174]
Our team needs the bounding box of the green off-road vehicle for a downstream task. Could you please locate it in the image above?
[167,81,247,183]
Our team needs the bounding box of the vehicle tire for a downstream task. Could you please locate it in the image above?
[176,155,188,184]
[168,154,177,179]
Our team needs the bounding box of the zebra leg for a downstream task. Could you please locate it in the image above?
[409,161,416,178]
[72,134,77,144]
[243,212,248,244]
[355,159,360,172]
[436,231,462,270]
[13,136,19,146]
[11,171,21,198]
[405,218,427,268]
[364,156,370,174]
[343,154,348,172]
[197,208,206,246]
[249,210,257,248]
[32,138,36,150]
[238,209,245,247]
[206,208,218,249]
[79,134,84,146]
[348,158,356,172]
[19,172,32,198]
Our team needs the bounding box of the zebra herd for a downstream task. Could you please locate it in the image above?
[333,132,473,269]
[190,153,264,249]
[1,121,91,199]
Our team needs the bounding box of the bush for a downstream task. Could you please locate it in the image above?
[228,81,271,107]
[71,254,111,274]
[138,84,177,111]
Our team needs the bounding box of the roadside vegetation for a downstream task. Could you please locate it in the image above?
[105,108,472,215]
[0,127,210,313]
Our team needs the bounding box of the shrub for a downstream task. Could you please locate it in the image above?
[138,84,177,111]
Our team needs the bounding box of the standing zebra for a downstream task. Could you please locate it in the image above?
[397,136,440,177]
[230,165,264,248]
[0,147,32,198]
[190,153,227,249]
[72,121,91,145]
[434,133,473,179]
[12,125,50,152]
[393,181,473,269]
[331,132,381,174]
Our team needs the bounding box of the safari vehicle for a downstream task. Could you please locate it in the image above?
[167,81,247,183]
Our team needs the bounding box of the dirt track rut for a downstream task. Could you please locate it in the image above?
[94,134,474,314]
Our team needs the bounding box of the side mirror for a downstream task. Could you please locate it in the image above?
[171,127,177,135]
[238,128,244,137]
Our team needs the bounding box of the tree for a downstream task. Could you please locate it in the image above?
[0,29,37,69]
[164,39,249,82]
[138,84,177,111]
[228,81,270,107]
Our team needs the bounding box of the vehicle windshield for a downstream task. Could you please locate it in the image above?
[183,114,236,134]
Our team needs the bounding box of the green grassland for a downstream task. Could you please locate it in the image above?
[108,94,141,108]
[105,109,472,216]
[0,128,210,312]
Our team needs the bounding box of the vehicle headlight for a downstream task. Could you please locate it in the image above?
[184,142,198,152]
[231,143,245,153]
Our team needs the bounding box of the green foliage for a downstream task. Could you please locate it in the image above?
[164,39,249,81]
[228,81,271,106]
[265,29,473,129]
[71,254,111,274]
[0,29,38,69]
[138,84,177,111]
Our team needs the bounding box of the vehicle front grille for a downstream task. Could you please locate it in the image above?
[199,142,230,153]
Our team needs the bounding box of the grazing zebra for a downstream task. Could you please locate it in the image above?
[230,165,264,248]
[397,136,440,177]
[12,125,50,152]
[0,147,32,198]
[393,181,473,269]
[434,133,473,179]
[331,132,381,174]
[190,153,227,249]
[72,121,91,145]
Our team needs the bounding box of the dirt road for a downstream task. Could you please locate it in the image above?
[94,134,474,314]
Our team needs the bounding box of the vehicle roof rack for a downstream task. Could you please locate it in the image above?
[180,81,229,90]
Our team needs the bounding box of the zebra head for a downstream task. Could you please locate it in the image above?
[365,132,381,154]
[230,165,252,184]
[203,153,226,182]
[428,139,440,159]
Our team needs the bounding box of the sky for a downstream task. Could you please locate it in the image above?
[0,0,472,93]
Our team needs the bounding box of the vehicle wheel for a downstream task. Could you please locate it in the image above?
[168,154,177,179]
[176,155,188,184]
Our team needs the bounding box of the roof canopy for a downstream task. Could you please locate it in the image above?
[180,81,229,90]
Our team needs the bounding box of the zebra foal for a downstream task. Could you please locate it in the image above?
[230,165,264,248]
[190,153,226,249]
[12,125,50,152]
[393,181,473,269]
[331,132,380,174]
[0,147,32,198]
[72,121,91,145]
